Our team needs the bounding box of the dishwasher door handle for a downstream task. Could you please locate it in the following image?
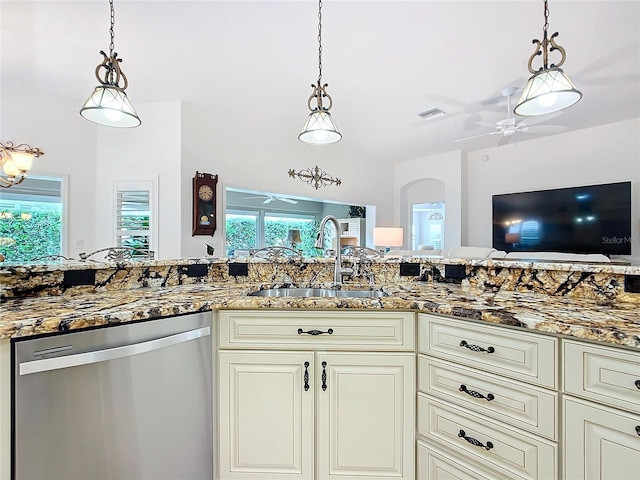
[19,326,211,376]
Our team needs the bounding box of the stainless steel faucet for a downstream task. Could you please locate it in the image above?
[314,215,353,285]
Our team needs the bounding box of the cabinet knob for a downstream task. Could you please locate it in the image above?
[458,429,494,450]
[459,340,495,354]
[635,426,640,437]
[635,379,640,390]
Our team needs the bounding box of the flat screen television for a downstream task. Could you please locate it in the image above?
[492,181,632,256]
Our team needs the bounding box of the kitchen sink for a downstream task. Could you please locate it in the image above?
[247,288,389,298]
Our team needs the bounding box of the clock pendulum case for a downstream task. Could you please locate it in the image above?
[192,171,218,236]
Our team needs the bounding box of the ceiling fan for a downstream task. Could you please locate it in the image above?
[454,87,566,146]
[241,195,298,205]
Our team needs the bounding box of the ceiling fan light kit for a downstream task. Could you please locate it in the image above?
[514,0,582,117]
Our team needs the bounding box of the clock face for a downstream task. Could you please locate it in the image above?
[198,184,214,201]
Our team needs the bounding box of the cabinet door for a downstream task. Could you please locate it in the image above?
[316,352,415,480]
[564,396,640,480]
[219,351,314,480]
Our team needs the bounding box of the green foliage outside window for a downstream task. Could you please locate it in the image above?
[264,218,320,257]
[0,211,62,262]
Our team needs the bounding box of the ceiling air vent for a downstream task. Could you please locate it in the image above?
[418,107,447,120]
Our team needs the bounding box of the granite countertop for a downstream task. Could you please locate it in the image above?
[1,281,638,350]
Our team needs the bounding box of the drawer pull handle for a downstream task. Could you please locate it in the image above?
[298,328,334,336]
[459,340,495,354]
[635,380,640,390]
[303,362,310,391]
[459,384,495,401]
[458,429,494,450]
[636,426,640,437]
[321,361,328,391]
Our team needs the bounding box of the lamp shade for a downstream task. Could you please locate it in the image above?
[373,227,404,248]
[286,229,302,244]
[299,111,342,145]
[80,86,142,128]
[514,67,582,116]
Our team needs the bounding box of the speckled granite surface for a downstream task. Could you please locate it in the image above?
[1,281,638,350]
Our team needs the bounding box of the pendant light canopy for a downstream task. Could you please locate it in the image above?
[299,0,341,145]
[514,0,582,117]
[80,0,141,128]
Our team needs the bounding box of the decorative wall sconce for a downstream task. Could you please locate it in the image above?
[288,166,342,190]
[0,141,44,188]
[79,0,141,127]
[514,0,582,116]
[298,0,342,144]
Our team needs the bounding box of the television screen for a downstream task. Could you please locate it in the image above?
[492,181,632,256]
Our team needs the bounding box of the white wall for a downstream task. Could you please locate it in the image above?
[179,102,395,258]
[0,91,98,259]
[94,101,182,259]
[393,150,463,250]
[463,118,640,260]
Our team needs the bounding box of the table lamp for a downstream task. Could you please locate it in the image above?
[286,229,302,249]
[373,227,403,254]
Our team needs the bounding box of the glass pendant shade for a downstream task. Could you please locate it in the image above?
[80,86,142,128]
[514,67,582,116]
[299,111,342,145]
[2,158,20,177]
[9,151,34,172]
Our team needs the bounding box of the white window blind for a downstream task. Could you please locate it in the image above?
[114,179,157,259]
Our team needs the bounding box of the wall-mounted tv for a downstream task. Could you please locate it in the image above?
[492,181,632,256]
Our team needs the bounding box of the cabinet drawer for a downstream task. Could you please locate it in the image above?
[418,314,558,388]
[563,340,640,414]
[417,440,512,480]
[219,310,414,350]
[563,396,640,480]
[417,393,557,480]
[418,355,558,440]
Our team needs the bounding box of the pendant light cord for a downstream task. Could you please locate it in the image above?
[317,0,323,86]
[109,0,116,58]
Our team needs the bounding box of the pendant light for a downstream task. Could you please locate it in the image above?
[514,0,582,117]
[80,0,141,128]
[299,0,342,145]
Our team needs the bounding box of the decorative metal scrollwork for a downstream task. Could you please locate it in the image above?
[298,328,333,336]
[459,384,495,401]
[288,166,341,190]
[458,430,494,450]
[321,361,327,391]
[304,362,310,391]
[459,340,495,354]
[79,247,154,262]
[249,246,303,260]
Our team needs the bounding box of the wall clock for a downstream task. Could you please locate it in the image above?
[192,171,218,236]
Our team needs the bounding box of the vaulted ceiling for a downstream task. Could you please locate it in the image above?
[2,1,639,165]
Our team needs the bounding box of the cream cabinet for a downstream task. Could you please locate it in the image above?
[218,310,415,480]
[562,340,640,480]
[417,313,559,480]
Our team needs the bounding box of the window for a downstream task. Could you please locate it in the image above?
[411,202,445,250]
[114,179,157,259]
[225,209,319,257]
[0,175,65,262]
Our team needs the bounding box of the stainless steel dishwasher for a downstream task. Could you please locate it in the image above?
[12,312,213,480]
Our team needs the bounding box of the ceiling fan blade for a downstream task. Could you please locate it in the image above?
[454,131,503,143]
[525,124,568,134]
[280,198,298,204]
[263,198,274,204]
[497,135,513,147]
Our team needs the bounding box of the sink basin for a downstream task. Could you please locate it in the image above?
[248,288,389,298]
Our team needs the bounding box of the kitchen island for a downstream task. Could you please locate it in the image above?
[1,256,639,479]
